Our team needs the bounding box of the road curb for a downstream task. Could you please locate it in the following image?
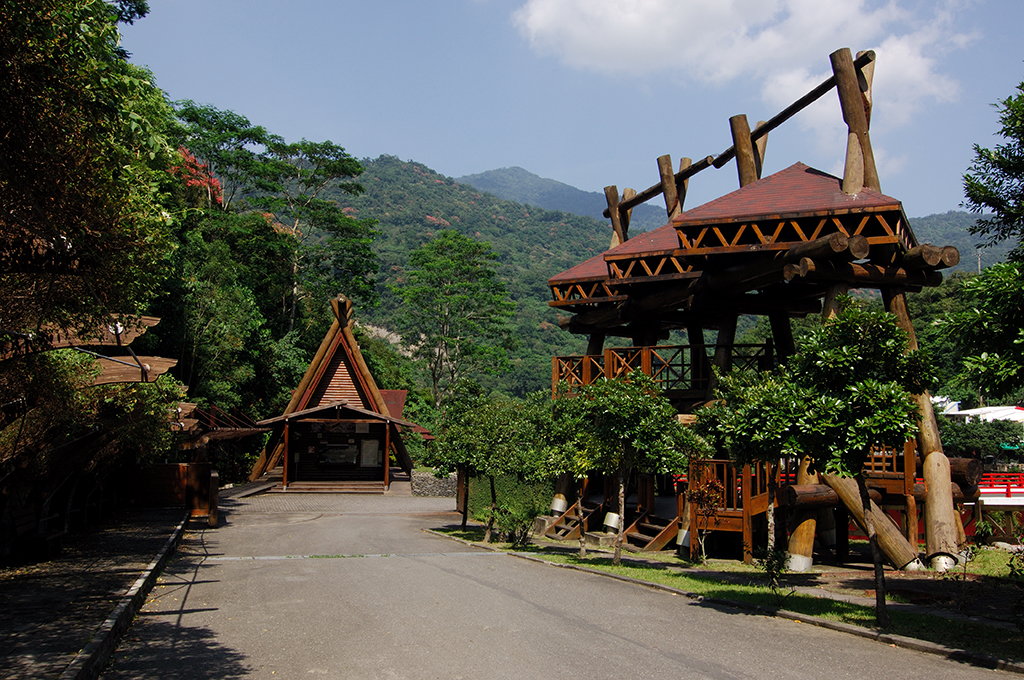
[58,512,189,680]
[514,553,1024,675]
[424,529,1024,675]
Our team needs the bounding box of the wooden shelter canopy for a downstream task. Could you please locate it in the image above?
[256,399,418,429]
[548,163,951,335]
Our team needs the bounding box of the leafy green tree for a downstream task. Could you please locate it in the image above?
[555,371,709,565]
[938,417,1023,461]
[963,81,1024,259]
[698,370,813,554]
[0,0,175,338]
[942,262,1024,400]
[173,101,278,211]
[947,81,1024,401]
[253,139,379,329]
[392,230,515,409]
[425,390,556,540]
[790,299,927,628]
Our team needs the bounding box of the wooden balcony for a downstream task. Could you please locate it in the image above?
[552,342,774,408]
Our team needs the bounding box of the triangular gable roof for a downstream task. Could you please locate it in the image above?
[249,296,413,480]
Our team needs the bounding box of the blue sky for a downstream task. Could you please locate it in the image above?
[122,0,1022,218]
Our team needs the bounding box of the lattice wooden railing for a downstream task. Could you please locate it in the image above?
[553,343,773,396]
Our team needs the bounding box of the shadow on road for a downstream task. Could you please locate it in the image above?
[102,619,250,679]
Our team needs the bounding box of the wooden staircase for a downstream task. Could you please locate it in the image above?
[544,500,603,541]
[268,480,385,494]
[623,511,679,552]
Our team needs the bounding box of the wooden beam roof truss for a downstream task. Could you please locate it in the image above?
[549,279,626,308]
[605,212,910,286]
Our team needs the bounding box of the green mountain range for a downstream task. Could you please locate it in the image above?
[331,157,1006,397]
[455,166,668,233]
[457,166,1009,274]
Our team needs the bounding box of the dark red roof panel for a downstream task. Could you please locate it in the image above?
[672,162,901,227]
[548,252,610,284]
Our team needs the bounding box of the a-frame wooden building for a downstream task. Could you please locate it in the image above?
[248,296,416,491]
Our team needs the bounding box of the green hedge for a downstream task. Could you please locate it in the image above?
[466,475,554,522]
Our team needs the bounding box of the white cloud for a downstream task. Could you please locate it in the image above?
[513,0,975,166]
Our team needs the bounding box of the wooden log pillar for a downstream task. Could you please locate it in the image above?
[208,471,219,528]
[753,121,768,178]
[822,283,849,319]
[831,47,880,193]
[835,505,850,564]
[787,456,819,571]
[677,490,691,558]
[621,187,636,236]
[605,185,625,248]
[822,474,923,570]
[883,288,959,570]
[551,473,575,515]
[709,315,738,394]
[282,422,290,489]
[586,333,606,357]
[384,421,391,488]
[769,312,796,365]
[742,464,753,564]
[729,115,759,187]
[688,325,709,391]
[658,155,682,220]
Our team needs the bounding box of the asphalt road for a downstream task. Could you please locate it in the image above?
[101,494,1006,679]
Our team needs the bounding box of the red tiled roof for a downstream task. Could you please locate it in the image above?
[548,252,610,284]
[549,223,679,283]
[672,162,901,228]
[548,162,904,285]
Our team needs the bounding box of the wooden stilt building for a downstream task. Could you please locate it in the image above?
[545,48,968,570]
[249,296,417,492]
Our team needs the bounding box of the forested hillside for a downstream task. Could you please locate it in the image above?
[333,156,611,396]
[455,166,667,233]
[456,167,1011,272]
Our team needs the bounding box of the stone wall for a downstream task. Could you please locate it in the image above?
[412,470,456,497]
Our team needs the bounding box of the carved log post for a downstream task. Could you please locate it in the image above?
[551,473,575,515]
[768,312,795,365]
[787,456,819,571]
[605,185,625,248]
[822,474,923,570]
[831,47,880,192]
[688,324,709,393]
[621,187,636,238]
[709,315,738,394]
[856,49,875,129]
[753,120,768,179]
[822,283,849,319]
[883,287,959,570]
[658,155,681,220]
[729,115,759,187]
[677,157,692,214]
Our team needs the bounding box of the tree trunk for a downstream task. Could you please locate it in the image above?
[858,473,891,629]
[460,468,469,530]
[484,475,496,543]
[577,495,587,558]
[288,256,299,334]
[614,468,626,566]
[766,463,777,554]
